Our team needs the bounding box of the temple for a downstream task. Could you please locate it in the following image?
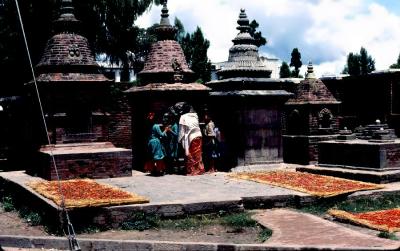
[126,0,210,169]
[206,9,293,167]
[27,0,132,180]
[283,62,341,165]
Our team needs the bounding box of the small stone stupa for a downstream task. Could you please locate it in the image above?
[283,62,341,165]
[126,0,209,169]
[28,0,132,180]
[206,9,292,168]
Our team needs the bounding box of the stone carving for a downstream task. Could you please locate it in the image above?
[172,58,183,82]
[318,108,333,129]
[68,44,81,58]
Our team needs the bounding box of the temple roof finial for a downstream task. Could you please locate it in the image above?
[54,0,80,33]
[160,0,170,26]
[155,0,177,41]
[237,8,251,34]
[306,61,317,79]
[60,0,75,17]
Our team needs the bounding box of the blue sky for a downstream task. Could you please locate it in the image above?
[137,0,400,76]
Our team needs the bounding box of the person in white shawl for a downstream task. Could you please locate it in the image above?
[175,102,205,175]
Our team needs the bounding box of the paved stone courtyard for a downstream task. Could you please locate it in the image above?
[2,168,400,250]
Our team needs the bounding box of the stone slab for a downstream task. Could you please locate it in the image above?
[297,166,400,184]
[254,209,399,250]
[318,140,400,170]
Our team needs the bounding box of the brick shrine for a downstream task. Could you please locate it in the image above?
[125,0,210,170]
[283,62,341,165]
[26,0,132,180]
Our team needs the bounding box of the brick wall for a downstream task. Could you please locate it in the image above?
[35,149,132,180]
[107,93,132,149]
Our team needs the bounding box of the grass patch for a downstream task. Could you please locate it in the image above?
[2,196,15,212]
[301,194,400,215]
[159,214,215,231]
[377,231,399,240]
[221,212,257,229]
[121,212,159,231]
[158,212,258,231]
[258,228,273,242]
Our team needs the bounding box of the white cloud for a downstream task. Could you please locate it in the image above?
[136,0,400,75]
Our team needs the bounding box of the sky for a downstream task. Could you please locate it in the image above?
[136,0,400,76]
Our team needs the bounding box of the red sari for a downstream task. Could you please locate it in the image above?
[186,137,205,175]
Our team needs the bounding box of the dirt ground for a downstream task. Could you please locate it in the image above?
[78,225,263,244]
[0,203,264,244]
[0,206,46,236]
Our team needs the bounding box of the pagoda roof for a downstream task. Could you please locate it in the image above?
[286,62,340,105]
[133,0,208,92]
[138,40,194,84]
[34,0,109,83]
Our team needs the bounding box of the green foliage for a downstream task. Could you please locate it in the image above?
[249,20,267,47]
[301,194,400,216]
[23,211,42,226]
[377,231,399,240]
[175,18,211,83]
[343,47,375,76]
[300,199,339,215]
[389,53,400,69]
[221,212,257,229]
[2,196,15,212]
[258,228,273,242]
[279,61,291,78]
[121,212,159,231]
[160,214,215,231]
[290,48,302,77]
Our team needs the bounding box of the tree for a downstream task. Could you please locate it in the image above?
[290,48,302,78]
[390,53,400,69]
[343,53,361,76]
[279,61,291,78]
[342,47,375,76]
[359,47,375,75]
[249,20,266,47]
[175,18,211,83]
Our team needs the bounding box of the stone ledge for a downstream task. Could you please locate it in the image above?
[297,166,400,184]
[1,235,398,251]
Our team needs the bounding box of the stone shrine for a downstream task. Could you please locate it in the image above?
[298,120,400,183]
[126,0,210,169]
[283,62,340,165]
[206,9,293,167]
[27,0,132,180]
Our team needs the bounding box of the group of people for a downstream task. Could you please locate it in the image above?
[144,102,220,176]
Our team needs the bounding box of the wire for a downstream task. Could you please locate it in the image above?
[13,0,80,250]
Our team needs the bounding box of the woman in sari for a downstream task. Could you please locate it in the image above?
[144,122,167,176]
[176,102,205,175]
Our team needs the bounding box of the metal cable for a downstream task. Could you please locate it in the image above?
[13,0,80,250]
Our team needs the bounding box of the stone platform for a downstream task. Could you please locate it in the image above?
[318,139,400,171]
[30,142,132,180]
[297,165,400,184]
[1,168,400,228]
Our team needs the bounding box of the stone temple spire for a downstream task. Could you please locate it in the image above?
[54,0,80,33]
[155,0,177,41]
[217,9,271,79]
[305,61,317,79]
[232,9,256,46]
